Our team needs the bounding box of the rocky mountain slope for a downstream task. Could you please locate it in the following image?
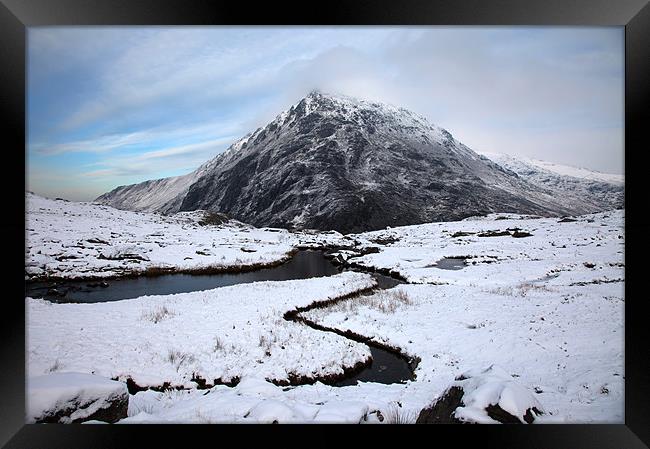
[96,92,621,233]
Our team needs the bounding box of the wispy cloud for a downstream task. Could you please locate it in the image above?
[34,131,152,155]
[80,136,236,179]
[34,119,243,156]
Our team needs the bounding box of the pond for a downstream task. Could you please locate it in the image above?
[26,250,341,303]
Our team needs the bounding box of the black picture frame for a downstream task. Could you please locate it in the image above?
[2,0,648,447]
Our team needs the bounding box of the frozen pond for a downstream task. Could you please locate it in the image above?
[434,257,467,270]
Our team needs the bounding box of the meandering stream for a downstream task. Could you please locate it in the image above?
[26,250,415,386]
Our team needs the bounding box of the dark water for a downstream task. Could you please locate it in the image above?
[365,272,402,290]
[325,278,414,386]
[434,257,466,270]
[26,250,341,303]
[335,346,413,386]
[26,249,414,385]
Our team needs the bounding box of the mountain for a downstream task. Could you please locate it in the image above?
[96,91,621,233]
[479,152,624,213]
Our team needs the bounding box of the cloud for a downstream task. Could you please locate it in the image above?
[34,131,152,155]
[275,28,623,128]
[55,28,394,132]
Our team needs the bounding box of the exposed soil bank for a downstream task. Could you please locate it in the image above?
[344,262,408,284]
[311,244,409,284]
[115,375,242,395]
[415,385,543,424]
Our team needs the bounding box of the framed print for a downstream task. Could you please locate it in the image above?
[2,0,649,447]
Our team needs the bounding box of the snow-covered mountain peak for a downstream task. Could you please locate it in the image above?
[97,93,623,233]
[215,91,451,167]
[297,90,444,135]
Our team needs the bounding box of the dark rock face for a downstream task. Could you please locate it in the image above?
[97,91,614,234]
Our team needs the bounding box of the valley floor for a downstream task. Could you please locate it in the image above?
[25,194,624,423]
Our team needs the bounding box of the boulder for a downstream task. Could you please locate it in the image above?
[27,372,129,424]
[416,365,543,424]
[98,244,149,261]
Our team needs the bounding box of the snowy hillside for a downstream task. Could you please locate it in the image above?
[480,152,623,212]
[96,91,619,234]
[507,156,623,185]
[94,139,237,214]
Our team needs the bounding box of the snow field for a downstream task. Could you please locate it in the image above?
[25,195,624,423]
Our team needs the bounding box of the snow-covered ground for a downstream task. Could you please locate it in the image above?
[27,372,128,423]
[337,210,624,287]
[25,193,298,280]
[302,209,625,422]
[303,275,623,422]
[25,194,624,423]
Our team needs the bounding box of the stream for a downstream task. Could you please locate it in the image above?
[26,250,415,386]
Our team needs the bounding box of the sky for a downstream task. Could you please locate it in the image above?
[27,27,624,201]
